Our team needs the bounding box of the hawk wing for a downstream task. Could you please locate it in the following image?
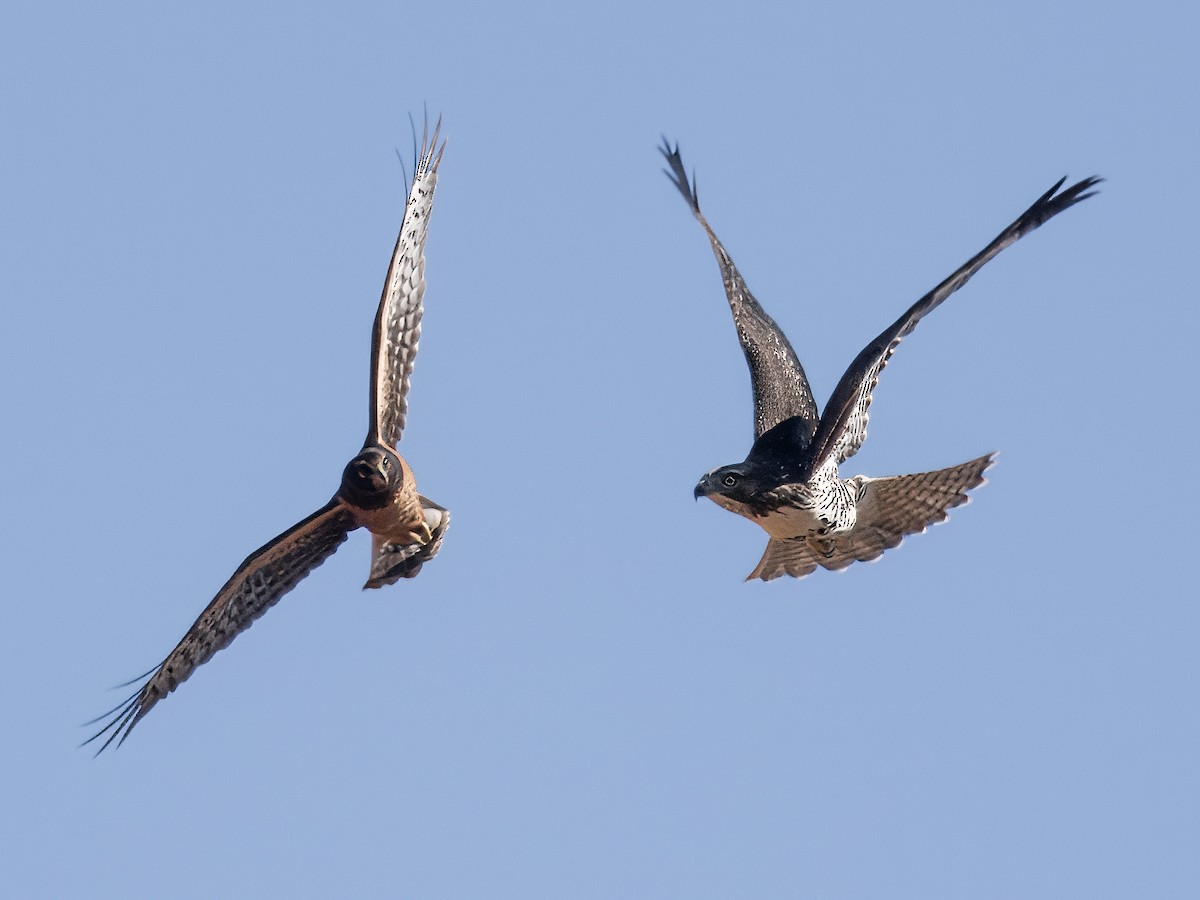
[364,496,450,588]
[747,454,994,580]
[367,117,446,449]
[661,140,819,442]
[85,499,357,753]
[802,176,1101,481]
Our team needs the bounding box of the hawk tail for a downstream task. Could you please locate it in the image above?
[849,452,995,541]
[363,498,450,589]
[746,454,995,581]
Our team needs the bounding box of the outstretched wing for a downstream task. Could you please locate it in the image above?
[367,116,446,449]
[661,139,819,442]
[802,176,1101,480]
[85,500,357,753]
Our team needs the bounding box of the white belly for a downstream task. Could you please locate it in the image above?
[754,476,859,540]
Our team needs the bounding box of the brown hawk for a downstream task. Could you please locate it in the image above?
[662,140,1098,581]
[87,120,450,752]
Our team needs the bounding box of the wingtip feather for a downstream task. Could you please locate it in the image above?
[1021,174,1103,227]
[81,689,145,756]
[659,136,701,213]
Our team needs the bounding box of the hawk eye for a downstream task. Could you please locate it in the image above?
[722,474,738,487]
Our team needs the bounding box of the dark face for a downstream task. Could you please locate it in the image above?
[340,446,402,509]
[694,466,752,502]
[694,460,788,518]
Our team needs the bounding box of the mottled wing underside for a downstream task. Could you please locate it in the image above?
[85,500,357,753]
[803,176,1101,480]
[661,140,819,441]
[364,497,450,588]
[747,453,994,581]
[368,117,446,448]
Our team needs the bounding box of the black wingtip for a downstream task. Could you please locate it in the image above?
[1064,174,1103,204]
[80,693,142,756]
[659,136,701,213]
[1019,174,1103,229]
[81,668,157,755]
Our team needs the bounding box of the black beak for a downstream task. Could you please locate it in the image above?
[693,480,706,501]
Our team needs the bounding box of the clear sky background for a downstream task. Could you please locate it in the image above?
[3,2,1197,897]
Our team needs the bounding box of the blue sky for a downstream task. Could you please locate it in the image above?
[3,1,1197,897]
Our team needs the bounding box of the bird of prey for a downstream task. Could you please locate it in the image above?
[662,140,1098,581]
[86,120,450,752]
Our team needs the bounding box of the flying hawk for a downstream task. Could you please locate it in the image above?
[87,120,450,752]
[662,140,1098,581]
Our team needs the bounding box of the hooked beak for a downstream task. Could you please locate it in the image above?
[693,478,708,501]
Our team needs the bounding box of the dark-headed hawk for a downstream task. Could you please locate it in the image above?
[662,140,1098,581]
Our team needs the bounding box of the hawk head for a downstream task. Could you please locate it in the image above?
[340,446,403,509]
[694,465,770,516]
[695,466,747,501]
[696,458,796,520]
[696,417,813,516]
